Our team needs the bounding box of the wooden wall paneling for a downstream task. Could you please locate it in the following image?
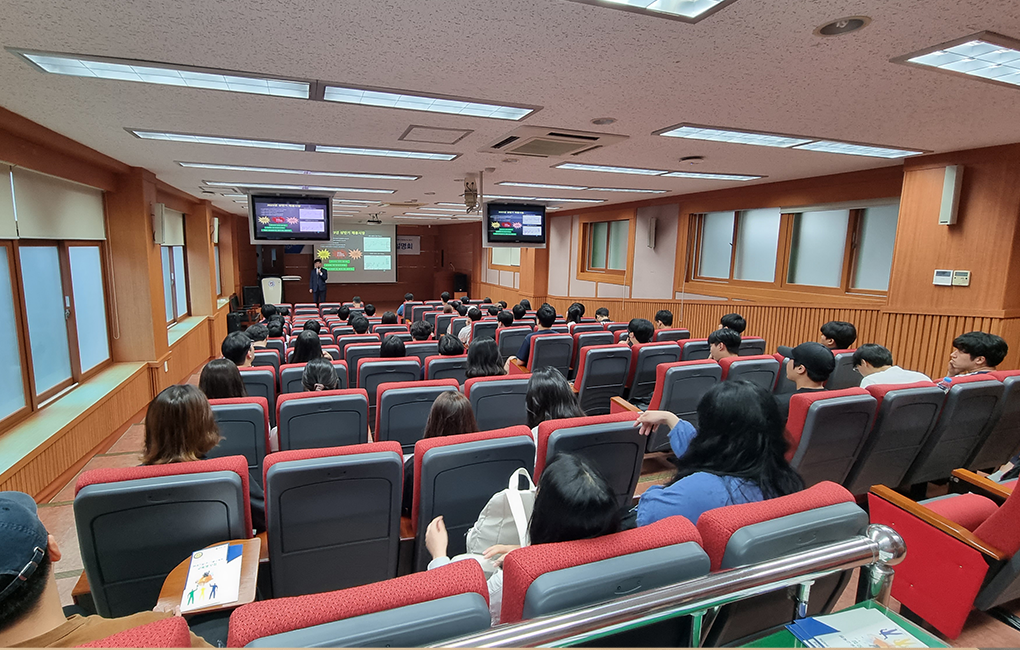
[209,307,228,360]
[155,181,198,216]
[214,209,237,300]
[184,201,215,316]
[235,215,258,295]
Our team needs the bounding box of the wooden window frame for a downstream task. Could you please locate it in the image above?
[162,243,191,326]
[690,210,787,290]
[488,247,521,273]
[0,240,32,430]
[577,211,635,286]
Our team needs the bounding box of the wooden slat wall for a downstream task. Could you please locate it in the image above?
[0,368,151,496]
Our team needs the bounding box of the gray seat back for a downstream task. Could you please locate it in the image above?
[378,384,460,452]
[653,328,691,343]
[265,339,286,359]
[424,356,468,384]
[606,322,629,334]
[627,343,682,405]
[411,305,431,322]
[472,321,498,342]
[466,376,531,430]
[826,352,862,390]
[374,325,408,337]
[75,472,247,617]
[330,325,354,338]
[415,435,535,570]
[646,361,722,452]
[336,334,380,353]
[209,401,268,489]
[277,392,369,451]
[450,317,468,336]
[575,346,632,415]
[252,349,280,375]
[679,339,711,361]
[239,368,277,426]
[436,313,455,336]
[424,311,440,330]
[723,357,780,392]
[968,374,1020,471]
[266,451,402,597]
[844,385,944,494]
[544,420,646,509]
[571,323,605,335]
[530,334,574,377]
[523,542,710,620]
[405,341,439,366]
[789,393,877,487]
[344,344,381,387]
[358,359,422,414]
[572,331,615,367]
[497,326,532,360]
[738,337,767,356]
[279,360,348,394]
[902,377,1002,485]
[245,593,491,648]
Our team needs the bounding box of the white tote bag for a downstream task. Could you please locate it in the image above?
[465,468,537,554]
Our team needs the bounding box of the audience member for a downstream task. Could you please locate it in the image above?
[937,331,1008,392]
[466,338,506,379]
[775,342,835,423]
[626,318,654,346]
[525,366,584,433]
[511,304,526,320]
[302,319,321,334]
[498,300,508,310]
[266,320,284,339]
[380,334,406,358]
[708,328,741,361]
[483,296,492,304]
[570,302,586,318]
[396,292,414,319]
[456,303,469,317]
[565,304,582,332]
[301,357,338,392]
[459,308,483,345]
[260,304,277,323]
[519,299,532,310]
[425,452,620,624]
[0,492,212,647]
[291,330,329,363]
[441,291,451,305]
[198,359,247,400]
[381,311,398,325]
[819,321,857,350]
[337,306,351,323]
[410,320,434,341]
[352,296,364,309]
[496,310,514,328]
[595,307,610,323]
[438,333,465,356]
[853,344,932,388]
[221,331,254,367]
[365,304,376,317]
[487,304,500,317]
[719,312,746,334]
[402,391,478,516]
[443,303,454,314]
[506,304,556,368]
[245,324,269,348]
[634,381,804,527]
[350,315,370,334]
[654,310,673,329]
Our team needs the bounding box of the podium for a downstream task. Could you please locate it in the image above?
[261,277,283,305]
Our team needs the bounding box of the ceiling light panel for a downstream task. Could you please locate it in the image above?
[565,0,737,23]
[177,162,418,181]
[655,123,926,158]
[11,49,310,98]
[658,124,812,148]
[484,194,604,203]
[498,181,588,190]
[205,181,394,193]
[893,32,1020,89]
[315,145,458,161]
[661,171,762,181]
[129,129,306,151]
[323,86,535,120]
[791,141,924,159]
[589,187,670,193]
[555,162,667,175]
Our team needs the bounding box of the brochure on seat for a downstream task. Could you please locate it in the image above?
[180,543,243,613]
[787,608,928,647]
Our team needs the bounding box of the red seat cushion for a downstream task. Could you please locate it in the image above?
[534,412,639,480]
[784,387,870,461]
[697,481,854,570]
[77,615,192,648]
[226,560,488,647]
[991,370,1020,382]
[923,493,1000,532]
[373,379,459,434]
[411,426,533,532]
[500,516,702,623]
[974,484,1020,558]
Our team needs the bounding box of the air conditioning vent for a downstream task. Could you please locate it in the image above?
[480,126,627,158]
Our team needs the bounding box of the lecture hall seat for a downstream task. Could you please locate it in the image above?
[208,397,270,489]
[496,325,532,361]
[967,369,1020,471]
[526,332,574,377]
[718,354,781,392]
[784,388,877,487]
[423,354,468,384]
[374,379,459,453]
[278,360,349,393]
[275,389,370,451]
[78,616,192,648]
[573,344,632,415]
[625,341,682,406]
[652,327,691,343]
[463,375,531,430]
[628,360,721,452]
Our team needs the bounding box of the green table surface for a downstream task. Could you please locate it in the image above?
[743,600,949,648]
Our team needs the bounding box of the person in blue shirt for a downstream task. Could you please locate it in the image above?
[504,304,556,370]
[395,292,414,319]
[634,381,804,527]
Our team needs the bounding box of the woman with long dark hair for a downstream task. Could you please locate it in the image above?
[198,358,247,400]
[635,381,803,526]
[525,366,584,430]
[465,338,506,379]
[290,330,328,363]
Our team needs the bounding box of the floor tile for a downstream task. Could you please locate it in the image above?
[50,452,144,503]
[56,575,80,608]
[106,423,146,455]
[37,504,82,573]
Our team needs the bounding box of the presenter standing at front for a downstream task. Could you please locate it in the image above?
[309,258,327,304]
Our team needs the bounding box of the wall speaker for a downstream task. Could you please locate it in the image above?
[151,203,166,244]
[938,165,963,226]
[454,273,469,292]
[647,217,657,248]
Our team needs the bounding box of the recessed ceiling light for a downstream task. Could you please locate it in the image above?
[589,187,670,193]
[661,171,762,181]
[814,16,871,37]
[555,162,668,176]
[204,181,394,194]
[565,0,737,23]
[334,200,380,205]
[221,193,247,198]
[315,144,458,161]
[419,207,469,212]
[437,202,469,207]
[177,161,419,181]
[129,129,307,151]
[655,122,926,158]
[401,212,457,217]
[893,32,1020,90]
[322,85,536,121]
[498,181,588,190]
[484,194,604,203]
[591,117,617,125]
[397,215,454,220]
[9,48,310,98]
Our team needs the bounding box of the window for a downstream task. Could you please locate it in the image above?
[0,244,27,421]
[19,245,73,395]
[214,244,222,296]
[490,247,520,268]
[68,246,110,372]
[688,202,899,297]
[586,220,628,271]
[161,244,189,324]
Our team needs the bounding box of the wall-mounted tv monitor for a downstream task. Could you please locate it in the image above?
[249,194,332,244]
[483,202,546,248]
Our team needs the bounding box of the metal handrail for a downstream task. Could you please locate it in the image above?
[433,524,905,648]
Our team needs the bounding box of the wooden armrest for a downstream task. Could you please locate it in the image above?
[400,516,414,541]
[869,485,1008,561]
[951,468,1013,502]
[72,571,90,602]
[507,359,530,375]
[256,531,269,562]
[610,396,641,413]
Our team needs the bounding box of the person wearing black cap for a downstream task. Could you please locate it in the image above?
[774,342,835,425]
[0,491,210,647]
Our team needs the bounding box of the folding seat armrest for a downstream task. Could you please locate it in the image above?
[950,469,1013,503]
[610,396,641,414]
[507,358,530,375]
[869,485,1008,561]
